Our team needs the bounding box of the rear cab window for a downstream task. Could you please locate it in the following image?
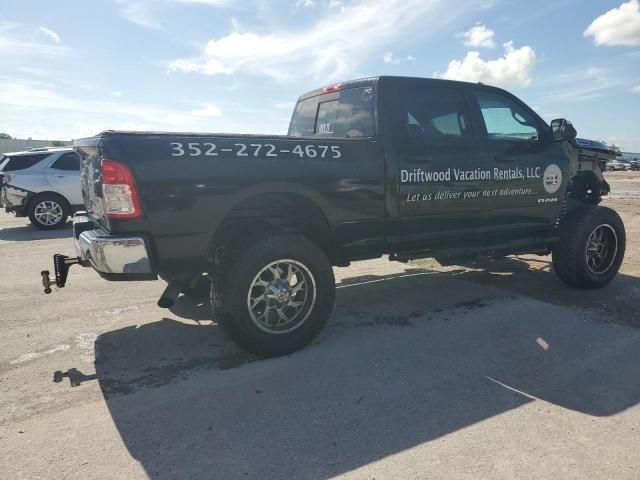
[288,86,375,139]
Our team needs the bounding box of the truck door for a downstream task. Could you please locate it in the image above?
[387,83,490,251]
[469,89,569,237]
[45,152,82,205]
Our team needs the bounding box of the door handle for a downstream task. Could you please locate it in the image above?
[53,174,65,178]
[494,155,515,163]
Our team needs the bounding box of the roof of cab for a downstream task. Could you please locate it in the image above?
[297,75,489,102]
[297,77,379,101]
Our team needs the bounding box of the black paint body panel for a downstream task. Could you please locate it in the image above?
[73,76,609,281]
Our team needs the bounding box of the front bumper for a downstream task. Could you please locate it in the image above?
[73,213,154,277]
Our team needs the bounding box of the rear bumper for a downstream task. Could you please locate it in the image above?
[73,213,155,279]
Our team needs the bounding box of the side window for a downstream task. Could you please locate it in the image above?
[1,153,49,172]
[51,153,80,171]
[475,92,539,141]
[403,87,471,141]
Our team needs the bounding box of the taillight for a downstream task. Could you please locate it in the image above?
[100,158,142,219]
[322,82,343,93]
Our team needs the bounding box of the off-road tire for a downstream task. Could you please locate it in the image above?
[28,193,70,230]
[552,206,625,289]
[211,233,335,357]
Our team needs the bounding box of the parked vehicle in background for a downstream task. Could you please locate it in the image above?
[628,161,640,171]
[605,159,627,171]
[0,147,82,229]
[44,76,623,357]
[616,157,640,171]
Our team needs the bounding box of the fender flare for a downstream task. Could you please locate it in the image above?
[206,181,334,248]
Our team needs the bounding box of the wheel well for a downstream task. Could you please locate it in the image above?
[567,173,602,205]
[26,191,71,213]
[215,193,333,259]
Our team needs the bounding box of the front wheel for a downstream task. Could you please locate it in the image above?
[211,233,335,357]
[552,206,625,289]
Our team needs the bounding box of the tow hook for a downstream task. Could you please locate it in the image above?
[41,254,82,294]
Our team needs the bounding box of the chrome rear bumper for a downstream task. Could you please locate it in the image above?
[73,213,153,275]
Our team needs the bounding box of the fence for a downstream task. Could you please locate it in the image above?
[0,138,72,154]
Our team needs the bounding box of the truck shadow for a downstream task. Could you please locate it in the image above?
[0,222,72,241]
[91,263,640,479]
[446,255,640,328]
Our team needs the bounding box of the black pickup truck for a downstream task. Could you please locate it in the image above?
[44,76,624,356]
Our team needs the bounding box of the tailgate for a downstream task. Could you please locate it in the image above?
[75,138,108,230]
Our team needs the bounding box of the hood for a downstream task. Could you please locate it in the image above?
[573,138,613,156]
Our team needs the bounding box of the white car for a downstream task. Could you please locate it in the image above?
[0,147,82,229]
[605,160,627,172]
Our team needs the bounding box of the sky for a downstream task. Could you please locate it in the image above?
[1,0,639,151]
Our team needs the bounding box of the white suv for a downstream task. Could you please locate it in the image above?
[0,147,82,229]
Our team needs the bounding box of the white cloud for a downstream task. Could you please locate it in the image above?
[0,21,71,58]
[296,0,315,6]
[584,0,640,46]
[604,135,640,152]
[274,102,295,110]
[38,27,61,43]
[117,0,230,29]
[436,41,536,87]
[168,0,479,81]
[191,104,223,117]
[539,67,620,102]
[119,2,162,29]
[459,23,495,48]
[632,85,640,92]
[0,78,225,139]
[382,52,416,64]
[168,57,236,75]
[180,0,229,4]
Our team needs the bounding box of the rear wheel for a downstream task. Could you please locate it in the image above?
[28,194,69,230]
[552,206,625,289]
[211,233,335,357]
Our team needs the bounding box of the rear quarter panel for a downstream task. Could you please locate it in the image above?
[79,133,386,272]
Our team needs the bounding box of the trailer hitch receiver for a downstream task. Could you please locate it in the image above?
[41,254,82,294]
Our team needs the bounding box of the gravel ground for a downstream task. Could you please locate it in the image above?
[1,171,639,480]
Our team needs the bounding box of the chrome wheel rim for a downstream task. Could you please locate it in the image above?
[247,259,316,334]
[34,201,64,226]
[585,224,618,275]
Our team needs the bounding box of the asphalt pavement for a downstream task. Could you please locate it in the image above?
[2,173,640,479]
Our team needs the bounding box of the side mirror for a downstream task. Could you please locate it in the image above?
[550,118,577,141]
